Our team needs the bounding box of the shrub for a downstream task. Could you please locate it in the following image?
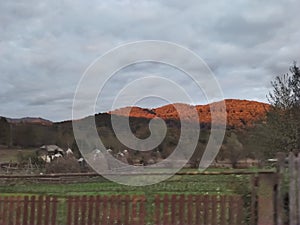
[45,157,81,174]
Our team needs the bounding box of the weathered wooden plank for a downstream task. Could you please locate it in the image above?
[155,195,161,225]
[101,196,108,225]
[23,196,29,225]
[187,195,193,225]
[297,155,300,225]
[15,196,22,225]
[289,152,297,225]
[132,195,138,225]
[73,196,79,225]
[115,195,122,224]
[80,196,87,225]
[276,152,285,225]
[250,176,258,225]
[66,196,73,225]
[236,196,244,225]
[178,195,184,225]
[257,173,276,225]
[109,195,115,225]
[2,196,9,225]
[87,196,94,225]
[51,196,58,225]
[124,195,130,225]
[8,196,15,225]
[171,195,177,225]
[229,195,236,225]
[195,195,202,225]
[29,196,36,225]
[203,195,209,225]
[140,196,146,225]
[94,196,101,225]
[36,196,43,225]
[0,196,2,223]
[163,195,169,225]
[44,196,51,225]
[220,195,227,225]
[211,195,217,225]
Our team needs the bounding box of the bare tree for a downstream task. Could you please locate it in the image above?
[264,63,300,155]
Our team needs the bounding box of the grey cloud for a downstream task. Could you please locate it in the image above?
[27,92,74,106]
[213,15,280,47]
[0,0,300,121]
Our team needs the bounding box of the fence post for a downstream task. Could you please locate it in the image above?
[276,152,285,225]
[297,155,300,225]
[289,152,297,225]
[257,173,276,225]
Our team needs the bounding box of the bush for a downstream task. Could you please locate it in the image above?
[17,150,45,168]
[45,157,81,174]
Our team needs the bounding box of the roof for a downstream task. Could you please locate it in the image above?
[40,145,64,152]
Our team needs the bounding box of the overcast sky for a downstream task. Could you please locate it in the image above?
[1,0,300,121]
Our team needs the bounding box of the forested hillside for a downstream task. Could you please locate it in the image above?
[0,99,269,167]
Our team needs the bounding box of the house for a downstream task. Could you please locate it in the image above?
[37,145,65,162]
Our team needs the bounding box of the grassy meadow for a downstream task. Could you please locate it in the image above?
[0,171,254,196]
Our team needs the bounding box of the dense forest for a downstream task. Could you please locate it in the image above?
[0,99,270,168]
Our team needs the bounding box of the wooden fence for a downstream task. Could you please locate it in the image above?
[154,195,243,225]
[0,196,58,225]
[0,194,244,225]
[66,195,146,225]
[281,152,300,225]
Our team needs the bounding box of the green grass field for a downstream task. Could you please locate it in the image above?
[0,172,253,197]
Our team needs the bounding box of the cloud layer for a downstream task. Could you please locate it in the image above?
[1,0,300,121]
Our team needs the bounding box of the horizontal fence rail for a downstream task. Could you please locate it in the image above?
[0,170,276,178]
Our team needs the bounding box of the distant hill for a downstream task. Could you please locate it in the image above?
[6,117,53,126]
[110,99,269,128]
[1,99,269,128]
